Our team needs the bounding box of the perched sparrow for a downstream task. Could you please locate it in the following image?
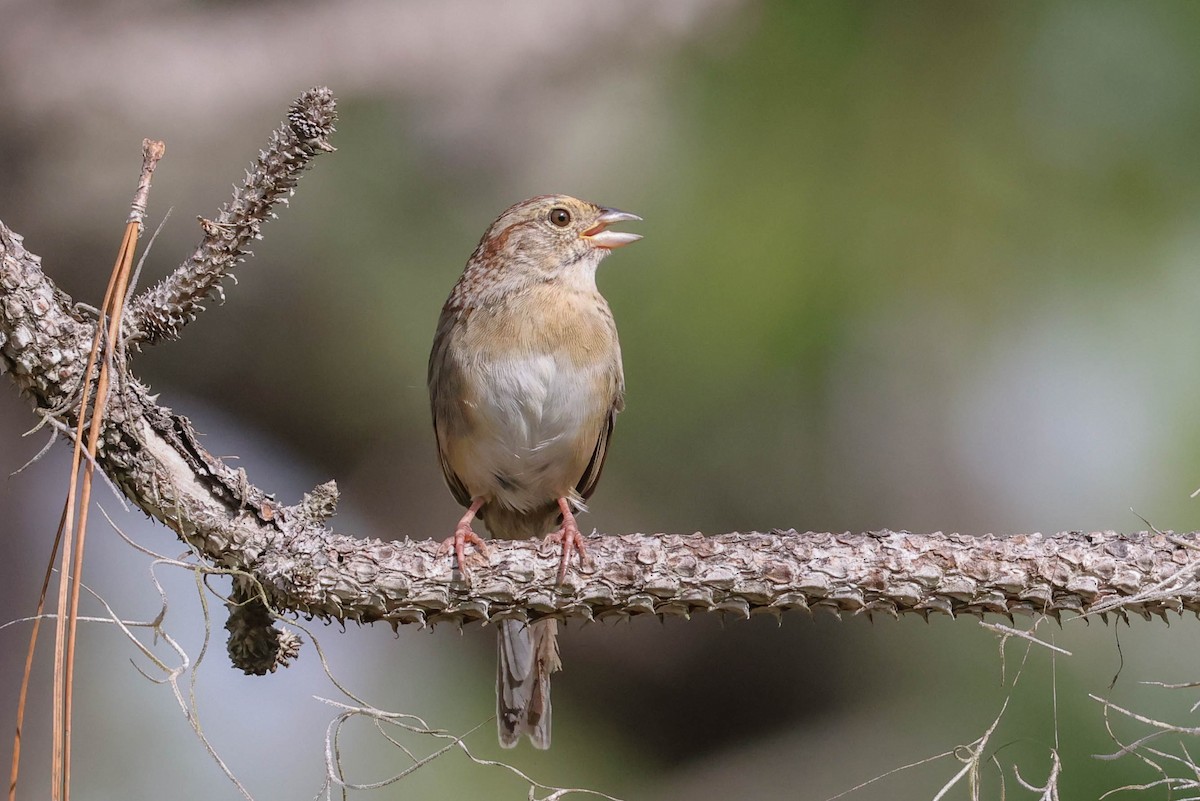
[428,194,640,749]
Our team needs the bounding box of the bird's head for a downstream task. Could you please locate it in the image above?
[471,194,641,288]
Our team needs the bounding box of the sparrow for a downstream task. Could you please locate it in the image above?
[428,194,640,749]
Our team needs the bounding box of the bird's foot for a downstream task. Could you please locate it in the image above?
[545,499,588,584]
[436,499,490,576]
[436,525,491,576]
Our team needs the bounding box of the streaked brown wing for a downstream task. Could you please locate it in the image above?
[575,402,619,502]
[429,314,474,510]
[434,422,473,509]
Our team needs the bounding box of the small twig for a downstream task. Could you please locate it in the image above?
[1012,749,1061,801]
[128,139,165,231]
[823,749,958,801]
[315,699,626,801]
[19,412,129,510]
[1091,694,1200,754]
[10,426,58,477]
[981,622,1073,656]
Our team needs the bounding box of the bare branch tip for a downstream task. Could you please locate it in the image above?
[142,138,166,163]
[128,138,166,228]
[288,86,338,151]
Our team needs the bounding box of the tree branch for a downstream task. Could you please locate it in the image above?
[124,87,337,346]
[2,88,1197,676]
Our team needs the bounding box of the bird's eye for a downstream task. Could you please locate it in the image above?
[549,207,572,227]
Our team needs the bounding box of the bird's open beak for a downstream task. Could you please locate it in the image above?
[582,208,642,249]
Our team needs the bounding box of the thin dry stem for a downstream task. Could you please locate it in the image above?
[48,136,159,801]
[1012,750,1062,801]
[980,622,1073,657]
[62,219,137,801]
[8,505,67,801]
[1093,687,1200,798]
[47,242,117,801]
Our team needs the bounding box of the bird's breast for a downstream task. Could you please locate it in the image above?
[457,351,610,512]
[446,288,620,512]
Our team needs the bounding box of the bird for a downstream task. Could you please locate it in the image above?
[428,194,640,749]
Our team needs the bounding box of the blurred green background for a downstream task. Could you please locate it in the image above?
[3,1,1200,798]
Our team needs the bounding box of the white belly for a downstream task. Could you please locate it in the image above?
[459,352,599,512]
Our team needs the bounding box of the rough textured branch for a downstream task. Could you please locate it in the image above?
[123,87,337,345]
[2,89,1198,676]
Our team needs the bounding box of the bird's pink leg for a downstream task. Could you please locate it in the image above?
[545,497,588,583]
[436,498,491,575]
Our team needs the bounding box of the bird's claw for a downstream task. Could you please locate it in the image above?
[544,522,588,585]
[437,525,491,577]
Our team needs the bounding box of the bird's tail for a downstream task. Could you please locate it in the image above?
[497,618,560,749]
[488,500,563,748]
